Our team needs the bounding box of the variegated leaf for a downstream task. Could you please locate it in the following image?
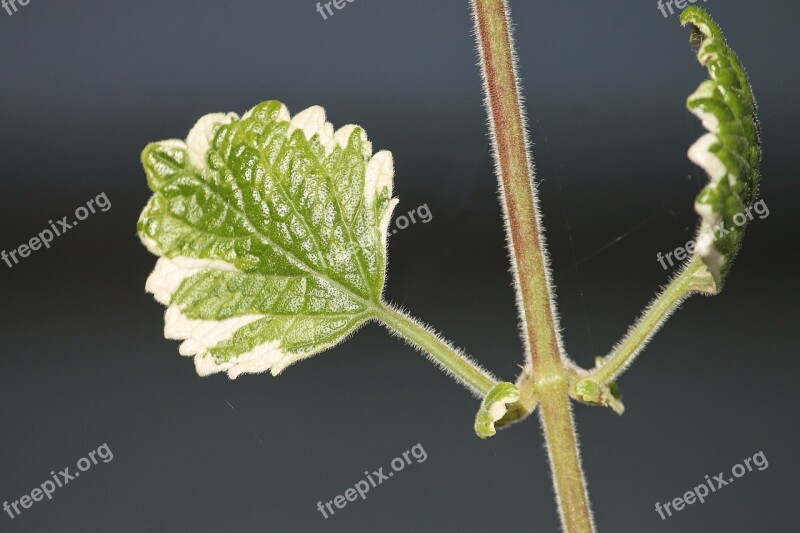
[138,101,396,378]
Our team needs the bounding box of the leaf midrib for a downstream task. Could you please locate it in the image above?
[163,172,381,317]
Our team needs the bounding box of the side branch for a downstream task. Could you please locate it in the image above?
[587,256,716,387]
[377,304,499,397]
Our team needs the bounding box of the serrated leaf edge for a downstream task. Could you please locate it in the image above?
[140,102,396,378]
[681,7,761,289]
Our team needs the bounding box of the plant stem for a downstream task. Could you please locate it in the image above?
[471,0,563,379]
[539,384,595,533]
[471,1,594,531]
[588,256,715,386]
[377,304,498,396]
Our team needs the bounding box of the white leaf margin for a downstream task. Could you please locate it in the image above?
[140,102,397,378]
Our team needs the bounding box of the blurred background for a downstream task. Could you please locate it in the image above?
[1,1,798,531]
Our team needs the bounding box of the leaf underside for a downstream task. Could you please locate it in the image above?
[682,7,761,289]
[138,101,397,378]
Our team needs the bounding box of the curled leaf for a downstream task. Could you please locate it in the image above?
[474,382,521,439]
[573,370,625,416]
[681,7,762,290]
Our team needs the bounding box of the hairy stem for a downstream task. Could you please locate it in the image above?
[471,0,594,531]
[539,384,595,533]
[588,256,715,386]
[471,0,564,379]
[377,304,498,396]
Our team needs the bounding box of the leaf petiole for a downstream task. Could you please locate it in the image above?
[586,256,716,388]
[375,304,498,397]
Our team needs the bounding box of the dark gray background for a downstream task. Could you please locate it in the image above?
[1,1,798,531]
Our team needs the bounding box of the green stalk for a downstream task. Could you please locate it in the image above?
[588,256,715,386]
[539,384,594,532]
[471,0,564,381]
[377,304,498,396]
[471,0,595,531]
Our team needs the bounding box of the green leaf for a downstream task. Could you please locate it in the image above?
[681,7,762,290]
[138,101,397,378]
[474,382,521,439]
